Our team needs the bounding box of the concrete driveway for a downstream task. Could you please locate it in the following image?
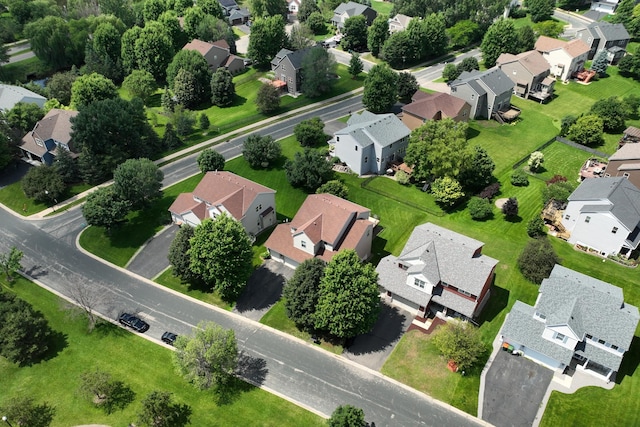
[482,350,553,427]
[126,225,177,279]
[234,259,294,321]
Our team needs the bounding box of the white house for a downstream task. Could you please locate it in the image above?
[333,110,411,176]
[561,177,640,258]
[388,14,413,33]
[168,171,277,236]
[0,84,46,111]
[535,36,591,82]
[501,265,639,381]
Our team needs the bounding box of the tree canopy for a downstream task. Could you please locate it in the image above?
[284,148,333,192]
[123,70,158,104]
[256,82,281,113]
[137,391,191,427]
[197,148,226,173]
[294,117,326,147]
[431,321,486,371]
[82,187,131,231]
[526,0,554,22]
[210,69,236,106]
[21,166,65,203]
[301,47,337,98]
[517,238,560,284]
[481,18,519,68]
[283,258,326,332]
[328,405,366,427]
[0,396,55,427]
[367,14,389,58]
[590,96,627,132]
[363,64,398,113]
[242,134,282,168]
[70,73,118,109]
[112,158,164,209]
[247,15,287,69]
[566,114,605,146]
[341,15,368,52]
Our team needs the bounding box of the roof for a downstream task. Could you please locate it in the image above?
[20,109,78,157]
[183,39,215,56]
[451,67,514,96]
[228,8,250,20]
[610,142,640,161]
[568,177,640,231]
[211,39,231,50]
[389,14,412,27]
[336,110,410,149]
[168,192,207,221]
[219,0,238,8]
[0,84,46,111]
[584,22,630,42]
[402,91,469,121]
[535,36,590,58]
[333,1,372,17]
[271,46,316,69]
[497,50,550,76]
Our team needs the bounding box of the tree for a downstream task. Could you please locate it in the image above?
[0,397,55,427]
[172,106,196,137]
[70,73,118,109]
[64,276,114,333]
[442,63,461,82]
[284,148,333,191]
[397,72,418,102]
[341,15,368,52]
[137,391,191,427]
[82,187,131,231]
[173,69,201,108]
[251,0,288,18]
[624,94,640,117]
[559,115,577,136]
[567,115,605,146]
[528,151,544,172]
[328,405,366,427]
[298,0,320,22]
[166,49,212,103]
[527,216,546,238]
[459,146,495,191]
[283,258,326,331]
[447,20,480,50]
[502,197,519,217]
[422,13,447,58]
[113,158,164,209]
[590,97,627,132]
[348,52,363,79]
[317,180,349,199]
[158,10,188,49]
[314,250,380,340]
[163,123,182,149]
[143,0,166,22]
[197,149,226,173]
[431,177,465,207]
[188,215,253,300]
[123,70,158,104]
[242,134,282,168]
[363,64,398,113]
[182,6,207,39]
[21,166,65,204]
[25,16,72,69]
[54,146,79,184]
[301,47,337,97]
[46,71,78,105]
[306,11,326,34]
[380,30,411,68]
[289,24,315,50]
[199,113,210,130]
[367,14,389,57]
[468,197,493,220]
[6,102,44,135]
[458,57,480,73]
[511,169,529,186]
[612,0,634,24]
[256,83,281,114]
[84,22,124,83]
[526,0,554,22]
[294,117,326,147]
[533,20,564,38]
[516,25,536,53]
[78,369,133,413]
[197,0,224,18]
[0,247,23,282]
[247,15,287,69]
[542,180,575,205]
[173,321,238,390]
[431,321,486,371]
[168,225,200,282]
[591,50,609,76]
[481,18,519,68]
[133,22,176,80]
[517,238,560,284]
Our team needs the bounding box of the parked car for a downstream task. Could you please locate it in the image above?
[118,313,150,333]
[162,331,178,345]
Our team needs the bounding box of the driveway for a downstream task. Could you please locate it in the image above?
[234,259,294,321]
[126,225,177,279]
[482,350,553,427]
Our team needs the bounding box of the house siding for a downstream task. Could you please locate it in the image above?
[450,85,482,118]
[242,192,277,236]
[606,160,640,189]
[565,210,628,255]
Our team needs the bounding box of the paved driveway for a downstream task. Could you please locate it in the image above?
[482,350,553,427]
[234,259,294,321]
[126,225,177,279]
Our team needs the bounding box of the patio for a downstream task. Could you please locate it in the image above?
[579,158,608,180]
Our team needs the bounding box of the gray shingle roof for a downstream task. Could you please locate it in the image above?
[271,46,317,69]
[336,111,410,149]
[333,1,370,17]
[0,84,46,111]
[452,67,514,96]
[588,22,630,42]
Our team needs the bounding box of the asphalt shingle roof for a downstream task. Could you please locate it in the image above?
[0,84,46,111]
[336,111,410,149]
[452,67,514,96]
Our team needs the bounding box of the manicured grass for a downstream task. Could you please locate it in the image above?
[0,277,325,427]
[154,267,233,310]
[534,140,595,183]
[370,0,394,15]
[0,181,92,216]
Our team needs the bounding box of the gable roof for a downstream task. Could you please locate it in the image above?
[219,0,238,8]
[389,13,412,27]
[183,39,216,56]
[0,84,46,111]
[20,108,79,160]
[584,22,630,42]
[336,110,410,148]
[535,36,591,58]
[452,67,514,96]
[497,50,550,76]
[402,91,469,120]
[610,142,640,161]
[333,1,371,16]
[271,46,316,69]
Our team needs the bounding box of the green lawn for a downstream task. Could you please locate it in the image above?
[0,277,324,427]
[0,181,92,216]
[370,0,393,15]
[154,267,234,310]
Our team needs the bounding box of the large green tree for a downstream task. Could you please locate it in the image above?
[566,115,605,146]
[590,96,627,132]
[197,148,226,173]
[188,214,253,301]
[367,14,389,58]
[46,71,78,106]
[348,52,363,78]
[284,147,333,191]
[82,187,131,231]
[481,18,519,68]
[21,166,65,204]
[6,102,44,135]
[289,24,315,50]
[247,15,287,69]
[0,247,23,282]
[517,238,560,284]
[294,117,326,147]
[251,0,288,18]
[459,145,495,191]
[301,47,337,97]
[242,134,282,168]
[328,405,366,427]
[341,15,368,52]
[298,0,320,22]
[137,391,191,427]
[70,73,118,109]
[0,397,55,427]
[25,16,71,68]
[127,22,175,80]
[431,176,465,207]
[447,20,480,50]
[84,22,124,83]
[122,70,158,105]
[112,158,164,209]
[397,72,418,102]
[256,83,281,113]
[210,69,236,107]
[283,258,326,332]
[168,225,199,282]
[380,30,411,68]
[431,321,486,370]
[526,0,554,22]
[363,64,398,113]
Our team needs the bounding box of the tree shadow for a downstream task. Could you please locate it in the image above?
[146,93,162,108]
[169,402,192,427]
[39,329,68,364]
[345,303,408,356]
[102,381,135,414]
[236,351,269,386]
[230,94,248,107]
[234,265,285,313]
[615,335,640,384]
[22,264,48,279]
[467,126,481,140]
[94,320,129,338]
[504,214,523,223]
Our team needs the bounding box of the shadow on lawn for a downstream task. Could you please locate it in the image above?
[477,283,509,326]
[616,335,640,384]
[345,303,408,355]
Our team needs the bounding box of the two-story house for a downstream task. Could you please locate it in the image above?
[388,14,413,33]
[575,22,630,63]
[535,36,590,82]
[168,171,277,236]
[561,177,640,258]
[331,1,377,31]
[606,143,640,190]
[401,91,471,130]
[183,39,245,74]
[496,50,555,102]
[333,110,411,175]
[376,223,498,321]
[19,109,78,166]
[270,46,317,94]
[449,67,516,120]
[0,84,46,111]
[501,264,639,381]
[265,193,374,268]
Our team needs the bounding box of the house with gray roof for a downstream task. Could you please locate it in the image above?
[575,22,630,63]
[331,1,377,30]
[0,84,46,111]
[376,223,498,321]
[19,108,78,166]
[449,67,516,120]
[501,264,639,381]
[561,177,640,258]
[270,46,318,94]
[333,110,411,175]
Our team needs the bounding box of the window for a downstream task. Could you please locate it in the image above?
[441,282,449,288]
[555,332,567,343]
[565,214,570,220]
[301,241,306,248]
[336,136,340,142]
[612,227,618,234]
[364,156,368,163]
[376,157,380,163]
[623,173,630,178]
[354,145,357,151]
[458,289,473,297]
[586,334,593,340]
[585,216,591,223]
[598,338,606,344]
[398,263,408,270]
[414,278,425,289]
[611,344,619,350]
[535,311,546,320]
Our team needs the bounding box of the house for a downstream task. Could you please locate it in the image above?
[265,193,374,268]
[270,46,316,94]
[619,125,640,147]
[331,1,377,30]
[606,143,640,189]
[19,109,78,166]
[168,171,276,236]
[333,110,411,175]
[449,67,517,120]
[228,8,250,25]
[560,177,640,258]
[0,84,46,111]
[219,0,239,16]
[401,91,471,130]
[575,22,630,63]
[501,264,639,381]
[287,0,300,15]
[388,14,413,33]
[376,223,498,321]
[534,36,590,82]
[496,50,555,102]
[183,39,245,74]
[590,0,620,15]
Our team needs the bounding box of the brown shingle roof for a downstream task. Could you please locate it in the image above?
[168,193,205,219]
[183,39,215,56]
[211,39,230,51]
[497,50,550,76]
[623,126,640,139]
[535,36,590,58]
[402,91,469,121]
[610,142,640,161]
[20,108,78,157]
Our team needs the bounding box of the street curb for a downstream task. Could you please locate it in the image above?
[124,223,175,270]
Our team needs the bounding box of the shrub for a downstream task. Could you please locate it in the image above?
[502,197,519,217]
[468,197,493,220]
[511,169,529,186]
[528,151,544,172]
[518,238,560,284]
[545,174,567,185]
[478,182,501,199]
[396,170,410,185]
[527,216,546,238]
[431,177,465,208]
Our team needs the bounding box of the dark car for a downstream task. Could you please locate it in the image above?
[162,331,178,345]
[118,312,150,333]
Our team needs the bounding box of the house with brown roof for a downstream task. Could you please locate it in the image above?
[619,126,640,147]
[606,143,640,190]
[19,108,78,166]
[168,171,276,236]
[497,50,555,102]
[265,193,374,268]
[535,36,590,82]
[182,39,245,74]
[401,91,471,130]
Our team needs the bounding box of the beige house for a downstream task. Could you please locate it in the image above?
[182,39,245,74]
[401,91,471,130]
[606,143,640,189]
[497,50,555,102]
[535,36,590,82]
[388,14,413,33]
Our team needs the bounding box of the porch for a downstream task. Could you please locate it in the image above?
[579,158,608,180]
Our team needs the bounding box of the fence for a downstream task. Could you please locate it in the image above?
[512,136,609,170]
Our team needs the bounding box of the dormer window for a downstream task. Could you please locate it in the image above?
[534,311,546,321]
[398,263,408,270]
[554,332,567,343]
[414,278,425,289]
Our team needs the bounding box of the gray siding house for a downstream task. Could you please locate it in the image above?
[449,67,515,120]
[501,264,639,381]
[575,22,630,63]
[333,110,411,176]
[270,46,317,94]
[19,109,78,166]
